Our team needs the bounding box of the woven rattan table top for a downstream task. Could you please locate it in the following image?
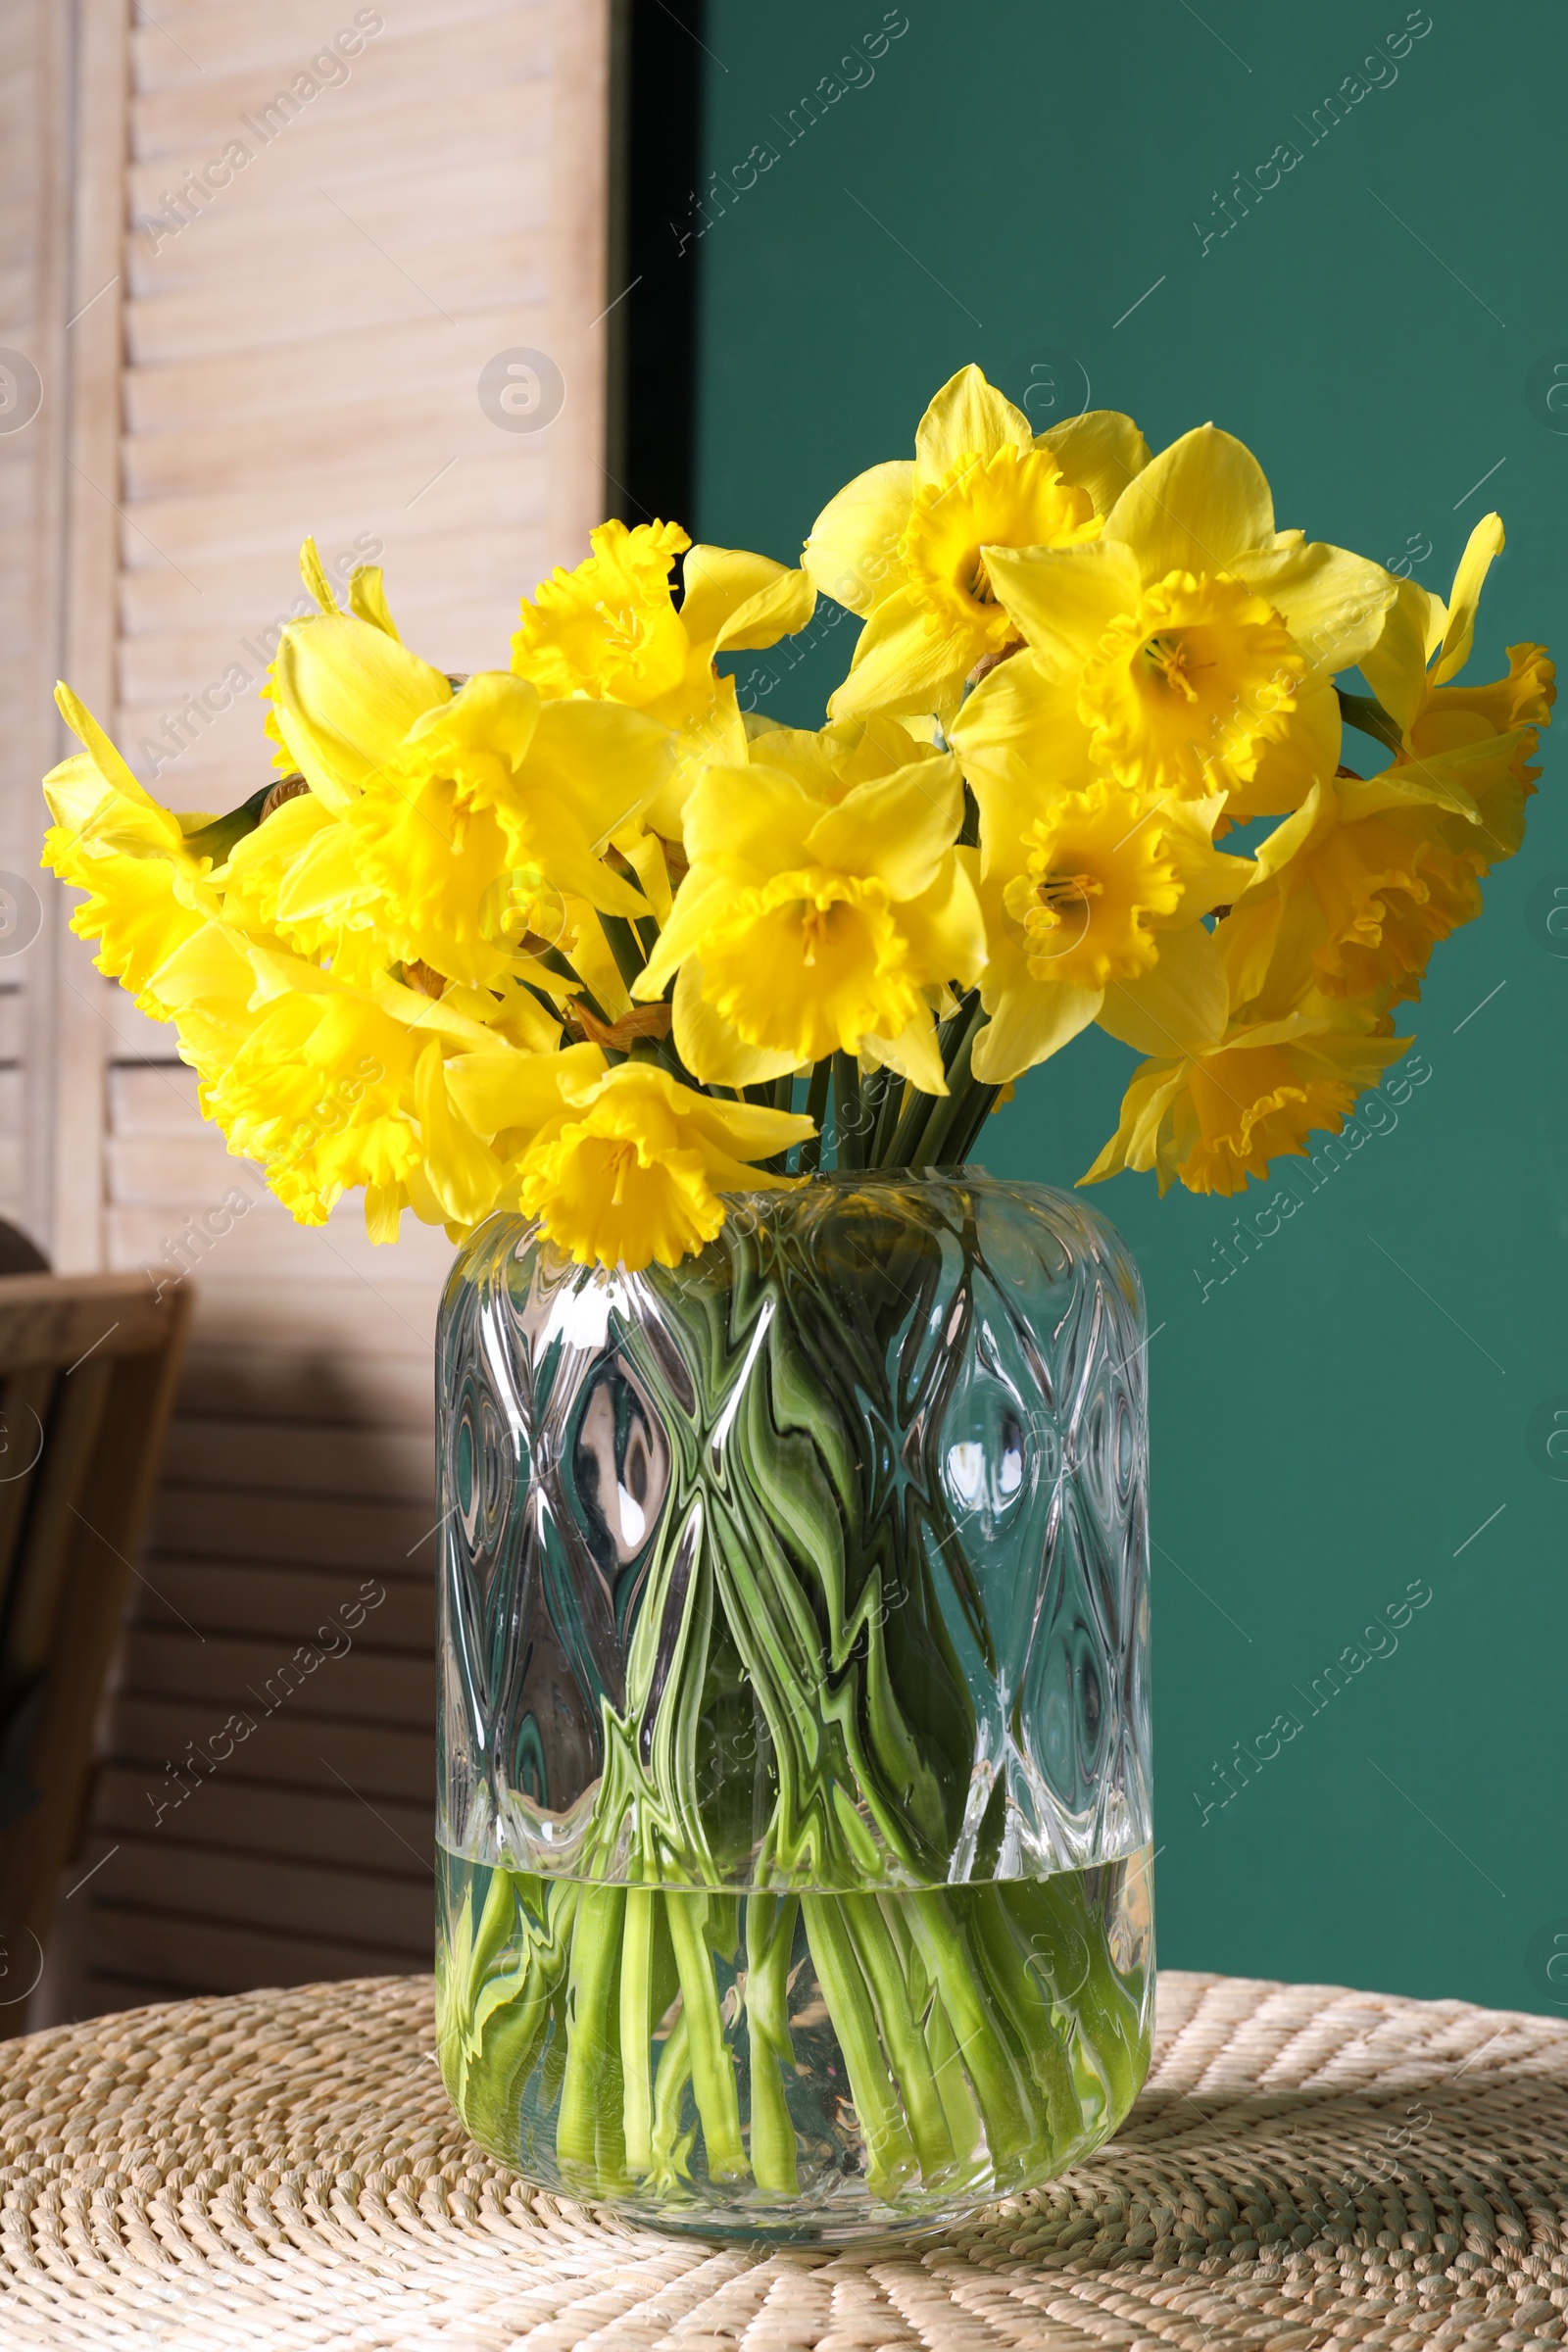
[0,1968,1562,2349]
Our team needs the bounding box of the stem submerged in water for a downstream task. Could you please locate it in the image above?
[441,1857,1151,2210]
[557,1883,627,2187]
[745,1891,800,2195]
[667,1891,747,2180]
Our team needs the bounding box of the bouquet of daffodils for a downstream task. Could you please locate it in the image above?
[43,367,1552,1262]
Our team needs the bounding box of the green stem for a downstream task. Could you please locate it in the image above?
[906,997,988,1170]
[965,1884,1082,2158]
[459,1876,578,2161]
[465,1862,521,2018]
[1000,1875,1150,2123]
[650,2008,694,2182]
[858,1064,890,1157]
[556,1883,627,2186]
[924,1986,984,2172]
[832,1052,865,1171]
[533,941,610,1028]
[943,1080,1003,1168]
[619,1886,657,2174]
[885,1079,940,1168]
[744,1891,800,2194]
[886,990,979,1167]
[1336,684,1404,757]
[599,912,650,997]
[870,1071,907,1166]
[801,1892,918,2196]
[665,1892,746,2179]
[881,1894,982,2172]
[840,1893,956,2180]
[797,1058,831,1174]
[900,1888,1041,2172]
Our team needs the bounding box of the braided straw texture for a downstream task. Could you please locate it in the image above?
[0,1970,1564,2349]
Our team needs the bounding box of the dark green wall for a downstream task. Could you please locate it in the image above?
[691,1,1568,2015]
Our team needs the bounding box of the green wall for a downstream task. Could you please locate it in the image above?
[691,0,1568,2015]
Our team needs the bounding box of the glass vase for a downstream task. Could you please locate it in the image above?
[434,1169,1153,2241]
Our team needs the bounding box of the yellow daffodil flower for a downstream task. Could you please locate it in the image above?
[36,467,1549,1274]
[511,519,815,837]
[1083,1000,1404,1197]
[1214,756,1516,1019]
[145,922,428,1225]
[952,424,1397,816]
[1360,513,1554,865]
[515,1061,812,1272]
[151,918,601,1244]
[270,627,673,988]
[635,718,984,1092]
[42,686,221,1013]
[806,364,1151,722]
[969,778,1252,1083]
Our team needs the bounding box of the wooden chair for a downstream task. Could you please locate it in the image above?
[0,1273,191,2031]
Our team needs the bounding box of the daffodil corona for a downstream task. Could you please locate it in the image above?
[37,372,1551,1269]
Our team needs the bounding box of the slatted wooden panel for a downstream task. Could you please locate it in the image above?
[40,0,612,2019]
[0,0,70,1247]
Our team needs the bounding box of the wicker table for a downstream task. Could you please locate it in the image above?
[0,1970,1562,2349]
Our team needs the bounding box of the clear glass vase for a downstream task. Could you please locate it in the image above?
[434,1169,1153,2241]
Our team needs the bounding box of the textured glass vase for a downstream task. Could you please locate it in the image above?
[434,1169,1152,2241]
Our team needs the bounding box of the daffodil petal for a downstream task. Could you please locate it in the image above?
[1096,920,1228,1056]
[803,462,913,614]
[1235,782,1334,897]
[524,697,675,846]
[1347,736,1522,826]
[348,564,402,640]
[827,586,964,722]
[1080,1062,1190,1185]
[971,977,1102,1084]
[1230,540,1397,683]
[680,546,790,648]
[712,564,815,653]
[818,714,939,786]
[681,760,818,877]
[54,687,166,813]
[806,753,964,900]
[443,1040,606,1139]
[521,795,651,921]
[1037,409,1152,517]
[863,1010,945,1094]
[896,854,987,992]
[641,665,747,840]
[980,541,1141,677]
[1361,576,1438,733]
[913,365,1032,485]
[633,873,741,1001]
[415,1040,502,1224]
[672,960,800,1086]
[1103,422,1275,576]
[405,671,540,766]
[567,909,632,1017]
[1435,512,1504,684]
[274,819,379,929]
[1221,678,1342,823]
[675,1082,813,1162]
[623,831,673,921]
[948,655,1097,871]
[679,546,816,654]
[271,613,450,810]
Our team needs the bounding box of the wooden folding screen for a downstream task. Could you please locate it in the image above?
[5,0,613,2017]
